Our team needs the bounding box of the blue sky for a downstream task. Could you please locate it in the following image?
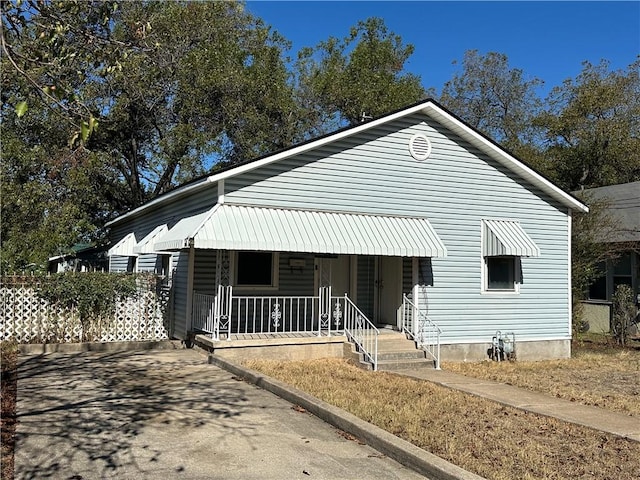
[245,1,639,97]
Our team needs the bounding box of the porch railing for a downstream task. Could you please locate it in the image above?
[192,287,379,370]
[401,294,441,370]
[193,286,335,340]
[339,294,379,371]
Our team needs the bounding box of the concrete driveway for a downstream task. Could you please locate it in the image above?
[15,348,427,479]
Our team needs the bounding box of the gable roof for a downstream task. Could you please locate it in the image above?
[576,181,640,243]
[107,99,588,227]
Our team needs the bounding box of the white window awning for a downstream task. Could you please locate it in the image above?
[108,232,137,257]
[483,219,540,257]
[134,224,168,254]
[154,204,447,258]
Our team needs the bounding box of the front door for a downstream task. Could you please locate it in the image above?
[314,255,351,296]
[376,256,402,328]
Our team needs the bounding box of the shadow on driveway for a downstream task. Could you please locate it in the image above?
[16,349,426,480]
[16,349,252,479]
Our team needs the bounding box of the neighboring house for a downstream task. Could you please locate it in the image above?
[105,99,588,362]
[576,182,640,331]
[48,243,108,273]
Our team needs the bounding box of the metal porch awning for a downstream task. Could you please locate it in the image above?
[483,219,540,257]
[107,232,137,257]
[154,204,447,257]
[134,224,168,254]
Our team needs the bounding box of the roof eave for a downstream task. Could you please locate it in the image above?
[105,177,214,228]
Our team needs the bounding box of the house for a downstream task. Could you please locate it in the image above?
[105,99,588,365]
[575,182,640,332]
[47,243,108,273]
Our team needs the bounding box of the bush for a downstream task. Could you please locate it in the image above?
[35,272,140,341]
[611,284,639,346]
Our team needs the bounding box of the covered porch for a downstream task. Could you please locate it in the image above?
[154,204,448,369]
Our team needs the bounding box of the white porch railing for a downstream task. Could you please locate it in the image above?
[338,294,379,371]
[401,294,441,370]
[192,287,379,370]
[193,286,335,340]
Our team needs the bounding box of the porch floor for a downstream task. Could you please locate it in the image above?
[193,332,348,349]
[194,325,399,345]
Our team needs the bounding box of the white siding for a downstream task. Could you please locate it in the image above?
[224,114,571,344]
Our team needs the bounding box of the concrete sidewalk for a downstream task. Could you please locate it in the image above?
[15,349,434,480]
[399,368,640,442]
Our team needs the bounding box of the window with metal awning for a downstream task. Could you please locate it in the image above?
[153,204,447,258]
[482,219,540,258]
[481,219,540,292]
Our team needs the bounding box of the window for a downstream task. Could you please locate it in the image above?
[588,262,607,300]
[481,219,537,294]
[612,253,633,293]
[127,256,137,273]
[485,256,520,292]
[234,251,278,289]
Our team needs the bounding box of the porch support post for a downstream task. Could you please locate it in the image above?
[350,255,358,303]
[412,257,420,338]
[185,240,196,335]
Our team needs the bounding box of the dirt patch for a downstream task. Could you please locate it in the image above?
[246,357,640,480]
[1,342,18,480]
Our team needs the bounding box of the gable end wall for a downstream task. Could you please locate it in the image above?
[224,113,572,344]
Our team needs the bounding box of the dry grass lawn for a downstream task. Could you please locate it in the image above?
[245,356,640,480]
[443,336,640,417]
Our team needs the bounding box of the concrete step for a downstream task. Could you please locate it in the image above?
[377,350,427,361]
[376,357,437,372]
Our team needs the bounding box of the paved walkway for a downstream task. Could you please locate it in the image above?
[399,368,640,442]
[15,349,429,480]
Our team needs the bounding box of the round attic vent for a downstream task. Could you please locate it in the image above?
[409,133,432,161]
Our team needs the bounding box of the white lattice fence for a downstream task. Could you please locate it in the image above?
[0,281,170,344]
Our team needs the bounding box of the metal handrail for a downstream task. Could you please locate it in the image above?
[402,294,441,370]
[341,294,379,371]
[192,288,380,370]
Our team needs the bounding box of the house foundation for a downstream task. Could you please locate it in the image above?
[193,334,346,363]
[439,339,571,362]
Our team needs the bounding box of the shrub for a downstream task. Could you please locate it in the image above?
[35,272,140,341]
[611,284,639,346]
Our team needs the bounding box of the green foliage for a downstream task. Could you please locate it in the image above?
[570,194,628,332]
[1,0,123,144]
[570,195,622,299]
[537,59,640,191]
[611,284,639,346]
[36,272,139,328]
[439,50,548,172]
[295,17,426,128]
[440,51,544,146]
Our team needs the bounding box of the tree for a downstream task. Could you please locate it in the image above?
[295,17,426,128]
[537,59,640,191]
[2,1,305,208]
[439,51,545,162]
[1,0,128,143]
[1,1,307,269]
